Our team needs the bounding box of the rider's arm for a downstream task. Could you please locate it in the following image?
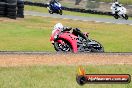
[62,27,72,32]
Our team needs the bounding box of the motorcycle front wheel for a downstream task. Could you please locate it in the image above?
[88,40,104,52]
[54,40,72,52]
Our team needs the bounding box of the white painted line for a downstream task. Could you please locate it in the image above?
[105,22,111,23]
[63,18,69,20]
[117,23,123,25]
[73,19,79,21]
[82,20,88,22]
[95,21,101,23]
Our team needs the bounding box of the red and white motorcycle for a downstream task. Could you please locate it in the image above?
[50,23,104,53]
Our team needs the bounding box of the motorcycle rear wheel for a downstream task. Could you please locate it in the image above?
[54,40,72,52]
[113,14,119,19]
[124,14,128,20]
[49,10,53,14]
[59,10,63,15]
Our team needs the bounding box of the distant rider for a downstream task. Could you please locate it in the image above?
[49,0,58,10]
[111,1,121,15]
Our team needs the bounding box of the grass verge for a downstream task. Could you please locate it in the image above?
[0,16,132,52]
[0,65,131,88]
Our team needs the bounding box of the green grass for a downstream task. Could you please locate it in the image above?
[0,16,132,52]
[0,65,131,88]
[0,17,53,51]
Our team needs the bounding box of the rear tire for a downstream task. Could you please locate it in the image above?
[0,2,6,16]
[0,11,4,16]
[6,0,16,3]
[54,40,72,52]
[59,10,63,15]
[113,14,118,19]
[49,10,53,14]
[124,14,128,20]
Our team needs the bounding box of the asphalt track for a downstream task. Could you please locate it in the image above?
[25,11,132,25]
[0,51,132,67]
[0,51,132,55]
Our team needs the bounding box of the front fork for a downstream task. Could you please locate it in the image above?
[47,6,51,11]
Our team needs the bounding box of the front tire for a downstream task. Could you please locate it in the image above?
[88,40,104,52]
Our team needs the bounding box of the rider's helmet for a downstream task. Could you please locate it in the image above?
[53,23,64,31]
[115,1,119,6]
[115,2,119,4]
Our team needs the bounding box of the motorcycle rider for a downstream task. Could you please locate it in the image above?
[53,23,88,41]
[111,1,122,15]
[49,0,58,10]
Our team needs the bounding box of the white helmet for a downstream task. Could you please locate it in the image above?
[53,23,63,30]
[115,2,119,4]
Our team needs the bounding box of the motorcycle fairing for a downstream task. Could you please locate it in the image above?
[58,32,78,53]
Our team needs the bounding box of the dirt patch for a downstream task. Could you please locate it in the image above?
[0,17,23,23]
[0,53,132,67]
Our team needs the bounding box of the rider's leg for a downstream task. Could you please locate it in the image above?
[73,28,88,41]
[112,9,116,15]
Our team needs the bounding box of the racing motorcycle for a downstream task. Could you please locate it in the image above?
[47,2,63,15]
[50,23,104,53]
[111,5,128,20]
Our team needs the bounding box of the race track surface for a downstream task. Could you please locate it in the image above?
[0,52,132,67]
[25,11,132,25]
